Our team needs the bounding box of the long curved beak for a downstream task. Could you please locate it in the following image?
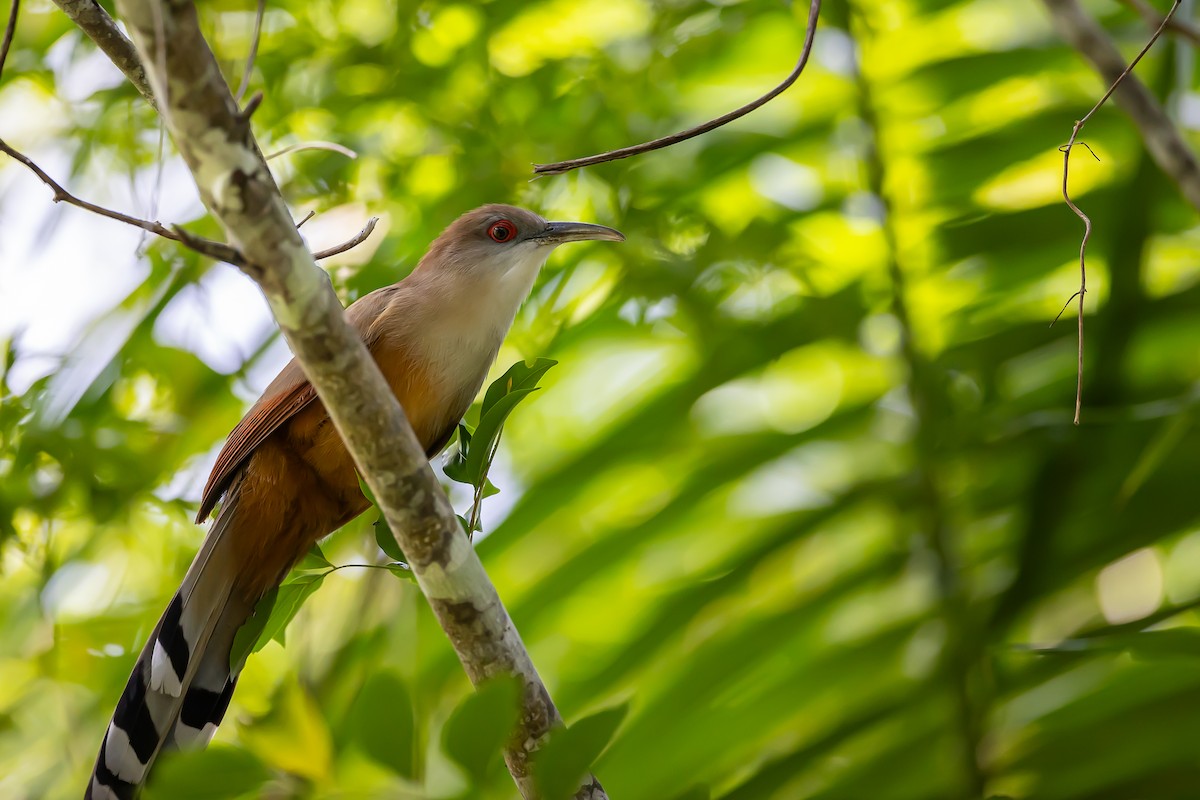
[530,221,625,245]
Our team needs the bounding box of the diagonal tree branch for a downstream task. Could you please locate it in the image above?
[108,0,604,797]
[49,0,156,106]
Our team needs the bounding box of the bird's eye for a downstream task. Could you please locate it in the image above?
[488,220,517,243]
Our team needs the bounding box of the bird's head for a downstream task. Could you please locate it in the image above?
[417,204,624,282]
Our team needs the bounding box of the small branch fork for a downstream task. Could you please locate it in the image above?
[0,136,248,265]
[532,0,822,176]
[0,0,373,267]
[1055,0,1180,425]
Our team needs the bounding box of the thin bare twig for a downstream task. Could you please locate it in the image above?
[240,89,263,120]
[311,216,379,260]
[1059,140,1100,161]
[532,0,822,175]
[1051,290,1084,326]
[0,137,379,266]
[1121,0,1200,46]
[295,209,315,228]
[0,0,17,81]
[0,137,248,266]
[266,140,358,161]
[1056,0,1179,425]
[234,0,264,104]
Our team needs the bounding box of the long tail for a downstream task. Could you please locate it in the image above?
[87,486,259,800]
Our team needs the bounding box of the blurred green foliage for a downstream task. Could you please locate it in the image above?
[3,0,1200,797]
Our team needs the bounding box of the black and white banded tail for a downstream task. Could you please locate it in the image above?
[87,489,256,800]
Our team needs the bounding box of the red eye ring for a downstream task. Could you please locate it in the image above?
[488,220,517,243]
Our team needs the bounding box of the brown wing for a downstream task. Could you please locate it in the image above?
[195,286,402,523]
[195,371,317,522]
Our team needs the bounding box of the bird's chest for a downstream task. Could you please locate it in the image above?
[376,315,502,447]
[287,321,499,525]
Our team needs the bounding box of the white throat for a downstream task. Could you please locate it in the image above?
[411,243,554,399]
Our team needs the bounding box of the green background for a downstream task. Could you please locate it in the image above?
[3,0,1200,797]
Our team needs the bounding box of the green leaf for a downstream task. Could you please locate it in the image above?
[356,471,377,505]
[385,562,417,582]
[360,472,408,563]
[229,587,278,672]
[463,388,539,484]
[535,704,628,800]
[480,358,558,418]
[260,572,326,648]
[448,359,557,489]
[443,424,473,484]
[239,679,332,781]
[295,543,332,572]
[374,518,407,563]
[144,745,270,800]
[346,670,417,778]
[442,674,522,785]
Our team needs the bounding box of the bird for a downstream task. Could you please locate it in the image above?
[86,204,625,800]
